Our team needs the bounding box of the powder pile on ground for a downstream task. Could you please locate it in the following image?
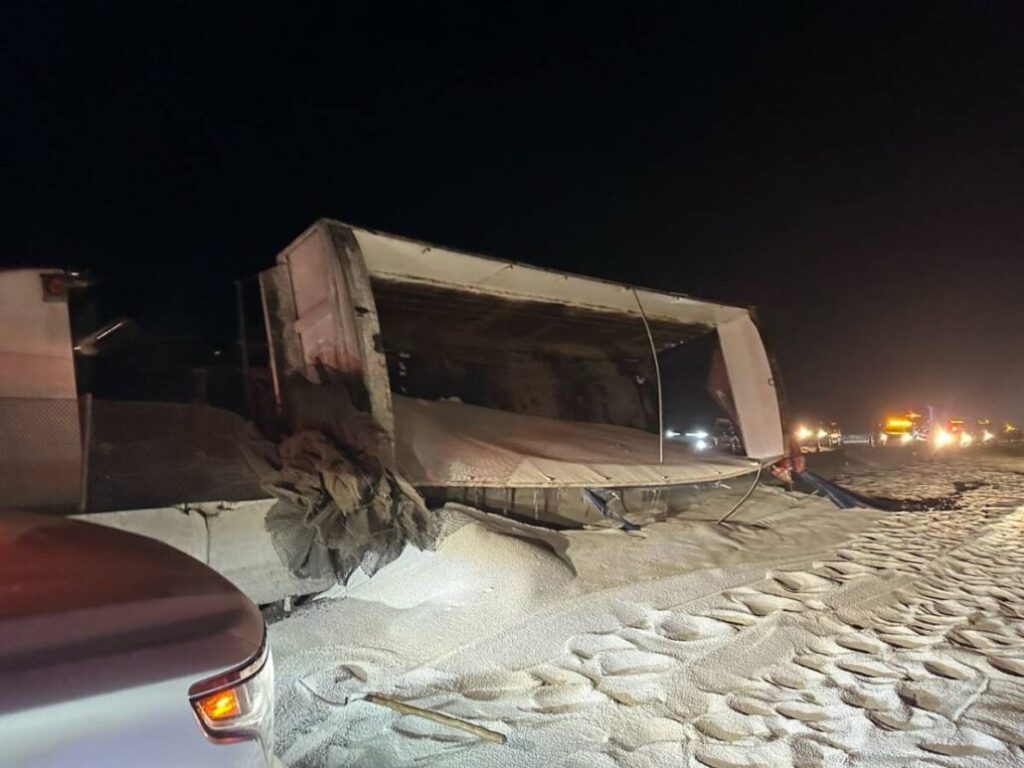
[271,460,1024,767]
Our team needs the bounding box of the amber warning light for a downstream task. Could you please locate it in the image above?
[884,417,913,430]
[197,689,241,721]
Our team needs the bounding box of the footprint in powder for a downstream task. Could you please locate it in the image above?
[704,608,759,628]
[767,667,810,690]
[986,655,1024,676]
[694,711,770,742]
[595,676,668,706]
[834,632,886,655]
[598,649,675,676]
[922,656,973,680]
[877,631,942,650]
[919,727,1007,757]
[727,695,775,717]
[775,701,829,723]
[657,614,735,642]
[841,687,892,711]
[731,592,804,617]
[568,633,634,660]
[793,654,829,673]
[530,682,607,714]
[770,570,838,594]
[835,658,903,680]
[867,708,933,732]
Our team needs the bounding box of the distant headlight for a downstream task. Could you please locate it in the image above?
[816,428,828,440]
[982,430,994,443]
[900,433,913,445]
[695,438,709,451]
[191,636,274,756]
[795,425,813,441]
[878,433,888,445]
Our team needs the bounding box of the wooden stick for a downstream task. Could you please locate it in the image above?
[363,693,507,744]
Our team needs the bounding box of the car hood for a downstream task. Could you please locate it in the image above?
[0,510,264,713]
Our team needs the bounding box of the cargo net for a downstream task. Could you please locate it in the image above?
[259,430,439,583]
[86,399,264,512]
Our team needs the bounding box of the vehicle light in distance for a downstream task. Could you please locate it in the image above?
[982,430,994,443]
[933,427,954,448]
[900,433,913,445]
[960,432,974,448]
[795,425,813,441]
[885,416,914,430]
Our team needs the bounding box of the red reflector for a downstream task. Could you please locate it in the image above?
[41,273,68,300]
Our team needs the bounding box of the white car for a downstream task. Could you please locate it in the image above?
[0,510,275,767]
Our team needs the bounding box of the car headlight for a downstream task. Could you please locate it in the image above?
[190,635,274,755]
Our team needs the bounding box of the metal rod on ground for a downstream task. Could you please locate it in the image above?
[632,288,664,464]
[717,463,764,524]
[363,693,507,744]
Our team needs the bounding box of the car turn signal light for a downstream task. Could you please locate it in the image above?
[197,688,242,721]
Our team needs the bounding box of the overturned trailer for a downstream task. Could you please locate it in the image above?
[260,220,785,525]
[0,226,788,604]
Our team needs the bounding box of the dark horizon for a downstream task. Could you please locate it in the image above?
[5,2,1024,429]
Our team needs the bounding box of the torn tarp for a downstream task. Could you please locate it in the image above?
[261,430,438,583]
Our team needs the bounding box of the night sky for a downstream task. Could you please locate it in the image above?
[5,3,1024,428]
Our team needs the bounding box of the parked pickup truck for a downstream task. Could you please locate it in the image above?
[0,510,276,767]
